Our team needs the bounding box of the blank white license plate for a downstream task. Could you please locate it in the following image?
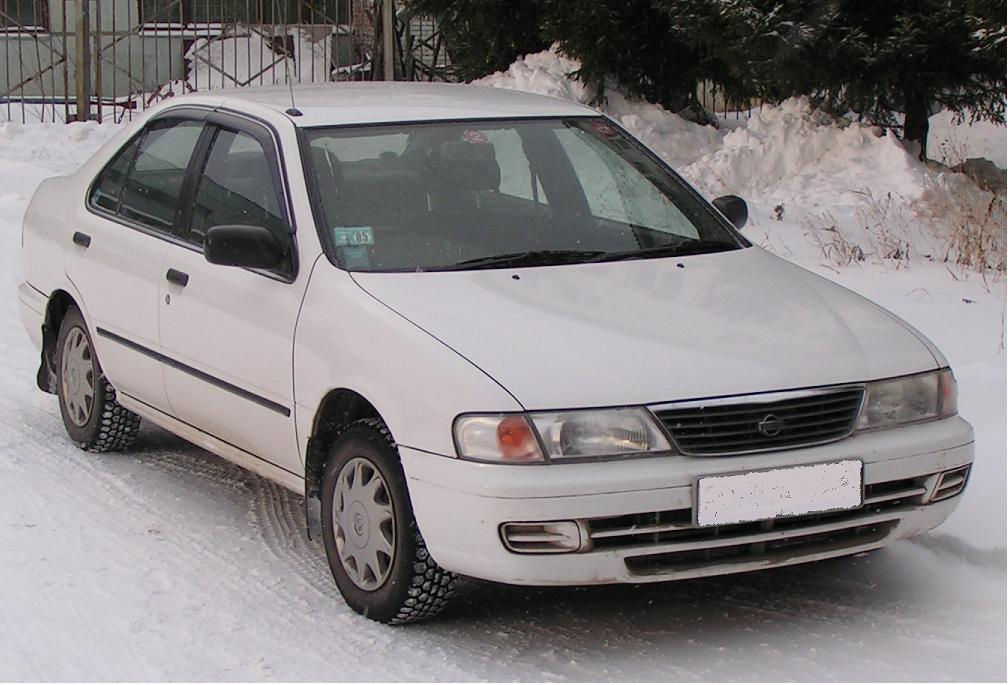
[695,460,863,527]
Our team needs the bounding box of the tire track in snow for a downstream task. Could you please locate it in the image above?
[0,396,315,613]
[248,478,337,598]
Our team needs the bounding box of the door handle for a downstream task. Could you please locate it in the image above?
[72,231,91,248]
[165,268,189,287]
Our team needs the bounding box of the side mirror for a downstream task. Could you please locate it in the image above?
[204,224,284,270]
[713,195,748,229]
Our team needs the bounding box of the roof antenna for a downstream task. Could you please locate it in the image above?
[273,0,302,117]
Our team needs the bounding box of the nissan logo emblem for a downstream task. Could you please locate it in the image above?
[757,413,785,437]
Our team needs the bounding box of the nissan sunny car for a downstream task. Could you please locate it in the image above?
[17,83,974,623]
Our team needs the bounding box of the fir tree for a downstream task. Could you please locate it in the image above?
[807,0,1006,160]
[408,0,548,81]
[540,0,717,111]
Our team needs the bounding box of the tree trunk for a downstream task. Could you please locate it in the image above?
[903,91,930,162]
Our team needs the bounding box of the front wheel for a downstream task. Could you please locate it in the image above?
[55,307,141,452]
[321,418,456,623]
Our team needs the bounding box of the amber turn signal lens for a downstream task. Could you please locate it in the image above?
[497,415,541,461]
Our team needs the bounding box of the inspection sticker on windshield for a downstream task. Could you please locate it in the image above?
[591,121,617,137]
[695,460,862,527]
[462,129,489,144]
[331,226,374,247]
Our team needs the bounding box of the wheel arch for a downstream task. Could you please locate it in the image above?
[37,289,81,394]
[304,387,388,538]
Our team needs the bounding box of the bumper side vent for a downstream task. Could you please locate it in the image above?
[931,465,971,502]
[500,521,582,554]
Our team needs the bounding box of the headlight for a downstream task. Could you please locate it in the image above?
[453,408,672,463]
[530,408,672,459]
[856,368,957,430]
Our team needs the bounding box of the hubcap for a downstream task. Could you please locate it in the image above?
[332,457,396,591]
[60,327,95,427]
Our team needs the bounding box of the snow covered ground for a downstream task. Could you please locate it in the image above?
[1,63,1006,679]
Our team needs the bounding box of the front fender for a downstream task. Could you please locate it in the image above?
[293,261,522,460]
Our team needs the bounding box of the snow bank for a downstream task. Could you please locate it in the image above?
[474,49,588,103]
[0,120,116,174]
[681,98,928,203]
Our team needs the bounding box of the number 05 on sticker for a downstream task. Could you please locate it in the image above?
[696,460,863,527]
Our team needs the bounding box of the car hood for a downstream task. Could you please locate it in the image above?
[351,247,939,410]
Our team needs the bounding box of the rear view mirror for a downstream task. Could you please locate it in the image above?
[713,195,748,229]
[204,224,284,269]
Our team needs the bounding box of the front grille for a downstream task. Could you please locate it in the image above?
[652,386,865,455]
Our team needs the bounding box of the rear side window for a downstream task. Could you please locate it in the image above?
[118,119,204,233]
[89,137,141,212]
[188,128,286,247]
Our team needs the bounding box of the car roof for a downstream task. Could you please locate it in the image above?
[171,82,600,128]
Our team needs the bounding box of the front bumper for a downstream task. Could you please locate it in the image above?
[401,416,974,585]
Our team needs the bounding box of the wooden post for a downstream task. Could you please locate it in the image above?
[381,0,394,80]
[74,0,91,120]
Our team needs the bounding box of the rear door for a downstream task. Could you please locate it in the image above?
[156,112,304,476]
[69,113,207,411]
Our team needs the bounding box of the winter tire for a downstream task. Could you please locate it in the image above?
[55,307,141,452]
[321,418,456,624]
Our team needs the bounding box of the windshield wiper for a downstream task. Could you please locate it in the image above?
[449,249,608,270]
[439,241,736,271]
[592,239,738,262]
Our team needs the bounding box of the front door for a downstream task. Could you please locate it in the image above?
[157,115,304,477]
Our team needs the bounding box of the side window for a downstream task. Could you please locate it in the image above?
[188,128,287,248]
[89,137,142,212]
[117,119,205,234]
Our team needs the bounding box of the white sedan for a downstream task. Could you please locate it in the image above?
[17,83,974,623]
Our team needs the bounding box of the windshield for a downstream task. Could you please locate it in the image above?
[303,117,745,272]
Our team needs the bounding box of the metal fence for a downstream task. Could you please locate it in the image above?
[696,80,760,121]
[1,0,450,123]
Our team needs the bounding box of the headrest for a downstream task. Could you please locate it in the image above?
[310,145,343,193]
[429,140,500,192]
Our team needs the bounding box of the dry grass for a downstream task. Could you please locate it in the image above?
[918,172,1007,279]
[803,189,922,270]
[804,172,1006,283]
[804,211,866,266]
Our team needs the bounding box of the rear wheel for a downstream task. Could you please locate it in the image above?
[55,307,141,452]
[321,418,456,623]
